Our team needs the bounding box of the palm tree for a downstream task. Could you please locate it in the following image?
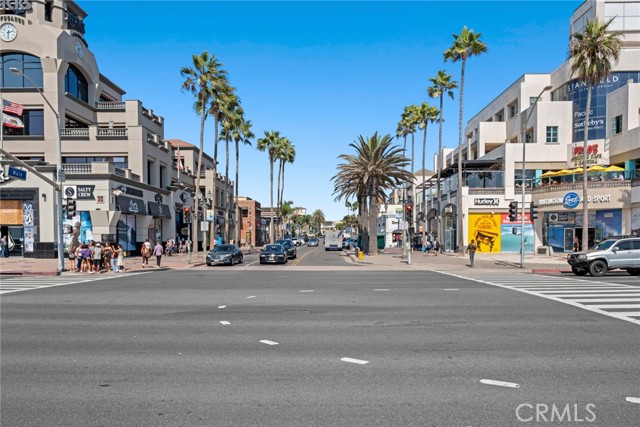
[570,17,622,250]
[333,133,413,256]
[257,130,283,243]
[181,51,226,253]
[444,26,487,254]
[279,200,294,237]
[427,70,457,242]
[311,209,325,236]
[415,102,440,245]
[277,139,295,238]
[219,91,241,243]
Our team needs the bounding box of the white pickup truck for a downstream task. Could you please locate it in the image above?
[324,230,343,251]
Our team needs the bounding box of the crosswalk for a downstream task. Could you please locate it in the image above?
[439,271,640,325]
[0,272,147,295]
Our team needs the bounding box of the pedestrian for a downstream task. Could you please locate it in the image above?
[75,244,83,272]
[573,235,580,252]
[0,235,8,258]
[68,244,76,272]
[81,244,91,272]
[165,237,175,256]
[153,241,163,268]
[92,242,103,273]
[434,239,440,256]
[106,242,118,273]
[116,244,125,271]
[467,239,477,267]
[141,239,152,267]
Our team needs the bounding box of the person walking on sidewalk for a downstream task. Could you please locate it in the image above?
[141,239,152,268]
[153,241,163,268]
[116,244,125,271]
[92,243,103,274]
[467,239,477,267]
[1,235,8,258]
[434,239,440,256]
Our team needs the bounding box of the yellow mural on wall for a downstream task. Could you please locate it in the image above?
[468,213,501,252]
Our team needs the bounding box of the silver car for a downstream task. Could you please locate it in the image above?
[567,237,640,277]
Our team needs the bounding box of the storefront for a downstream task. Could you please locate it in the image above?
[442,203,457,252]
[536,185,631,253]
[148,200,172,244]
[0,188,41,257]
[116,195,146,252]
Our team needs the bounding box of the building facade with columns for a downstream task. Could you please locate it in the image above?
[0,0,234,257]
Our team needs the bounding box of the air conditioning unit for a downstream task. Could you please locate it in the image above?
[549,213,559,222]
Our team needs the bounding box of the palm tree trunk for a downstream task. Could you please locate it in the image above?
[581,86,592,251]
[456,58,467,255]
[224,136,230,243]
[359,194,369,254]
[193,109,206,253]
[281,162,286,238]
[436,94,444,244]
[210,114,219,251]
[422,123,427,247]
[235,137,240,246]
[269,157,274,244]
[368,190,378,256]
[276,160,282,239]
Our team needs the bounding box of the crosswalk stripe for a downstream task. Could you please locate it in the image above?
[437,271,640,325]
[0,271,149,294]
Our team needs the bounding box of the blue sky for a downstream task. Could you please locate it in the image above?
[81,1,581,220]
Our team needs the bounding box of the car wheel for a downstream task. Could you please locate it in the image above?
[626,268,640,276]
[571,267,588,276]
[588,260,608,277]
[239,256,243,264]
[207,262,212,266]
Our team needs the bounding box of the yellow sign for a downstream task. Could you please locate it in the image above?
[468,213,501,252]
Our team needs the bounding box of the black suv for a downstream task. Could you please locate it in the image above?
[567,236,640,277]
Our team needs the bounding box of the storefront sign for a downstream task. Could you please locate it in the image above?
[474,198,499,206]
[571,143,606,167]
[563,192,581,209]
[468,213,501,252]
[147,201,172,219]
[443,204,456,215]
[76,185,95,199]
[116,195,147,215]
[123,186,144,198]
[0,0,32,11]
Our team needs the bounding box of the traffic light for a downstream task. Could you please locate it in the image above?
[406,203,413,219]
[183,206,192,223]
[66,199,76,219]
[508,201,518,222]
[529,202,539,221]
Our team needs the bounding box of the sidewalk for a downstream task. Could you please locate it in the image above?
[344,246,572,273]
[0,247,258,276]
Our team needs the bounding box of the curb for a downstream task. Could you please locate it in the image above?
[0,271,60,276]
[531,268,572,274]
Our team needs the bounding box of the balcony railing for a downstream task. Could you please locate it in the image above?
[60,128,89,137]
[96,101,126,110]
[97,127,128,137]
[62,164,92,173]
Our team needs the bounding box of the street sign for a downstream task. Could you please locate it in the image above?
[8,167,27,180]
[57,168,65,182]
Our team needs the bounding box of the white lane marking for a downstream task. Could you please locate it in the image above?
[589,304,640,310]
[550,293,640,298]
[480,379,520,388]
[300,290,314,293]
[626,397,640,404]
[444,289,459,291]
[341,357,369,365]
[374,289,389,291]
[218,305,227,309]
[571,298,640,303]
[219,321,230,325]
[259,340,279,346]
[246,296,256,299]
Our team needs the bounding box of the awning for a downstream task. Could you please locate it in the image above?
[148,201,172,219]
[116,195,147,215]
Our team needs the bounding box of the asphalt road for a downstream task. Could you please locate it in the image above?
[242,243,352,268]
[1,269,638,427]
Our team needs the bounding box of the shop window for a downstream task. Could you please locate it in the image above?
[546,126,558,143]
[1,53,43,88]
[64,64,89,103]
[612,115,623,135]
[2,110,44,136]
[508,101,518,118]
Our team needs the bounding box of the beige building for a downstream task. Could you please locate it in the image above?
[426,0,639,253]
[0,0,234,257]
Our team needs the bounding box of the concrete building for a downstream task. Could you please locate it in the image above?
[236,196,263,248]
[428,0,639,254]
[0,0,234,257]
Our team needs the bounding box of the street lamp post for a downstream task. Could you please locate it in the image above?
[520,85,553,268]
[10,67,64,273]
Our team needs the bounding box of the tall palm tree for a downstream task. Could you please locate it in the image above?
[181,51,226,253]
[219,91,241,243]
[444,26,487,254]
[333,133,413,256]
[311,209,325,236]
[277,138,296,238]
[415,102,440,245]
[427,70,457,242]
[570,17,622,251]
[221,107,254,245]
[257,130,283,243]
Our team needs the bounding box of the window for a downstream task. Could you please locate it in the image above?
[612,115,623,135]
[62,156,128,169]
[525,129,533,143]
[64,64,89,103]
[2,110,44,136]
[495,110,504,122]
[1,53,43,88]
[45,0,53,21]
[508,101,518,118]
[615,241,632,251]
[546,126,558,143]
[64,116,89,128]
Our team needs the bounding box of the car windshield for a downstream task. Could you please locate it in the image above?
[264,245,282,251]
[213,245,234,252]
[591,240,616,251]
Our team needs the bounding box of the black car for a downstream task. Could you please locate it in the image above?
[275,239,297,259]
[260,244,288,264]
[206,244,243,266]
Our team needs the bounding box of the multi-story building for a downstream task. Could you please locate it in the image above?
[427,0,639,254]
[0,0,234,257]
[236,196,262,247]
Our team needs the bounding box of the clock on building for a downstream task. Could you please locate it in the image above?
[0,23,17,42]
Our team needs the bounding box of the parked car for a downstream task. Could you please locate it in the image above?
[206,244,243,266]
[567,236,640,277]
[307,237,319,247]
[260,244,288,264]
[291,238,303,247]
[275,239,297,259]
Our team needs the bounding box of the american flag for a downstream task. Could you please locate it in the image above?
[2,99,24,116]
[176,147,184,171]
